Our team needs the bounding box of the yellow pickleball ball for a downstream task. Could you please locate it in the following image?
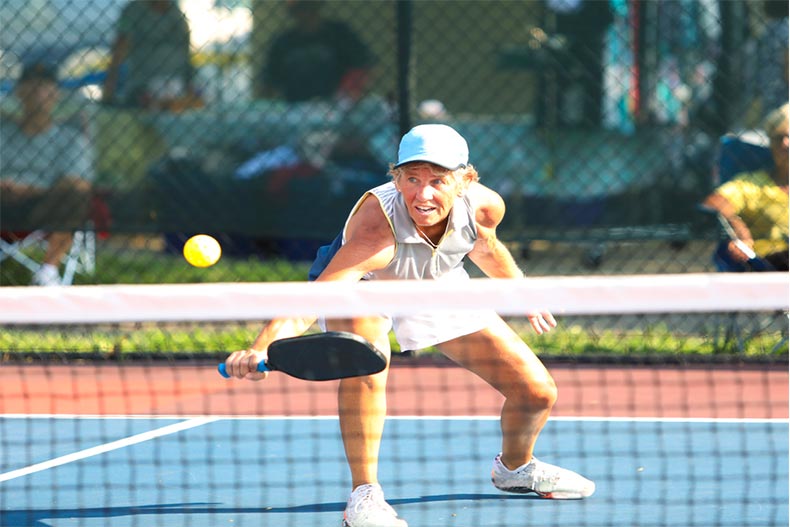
[183,234,222,267]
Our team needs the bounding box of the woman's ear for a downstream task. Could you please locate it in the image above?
[456,174,471,196]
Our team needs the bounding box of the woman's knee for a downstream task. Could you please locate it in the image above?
[339,367,389,399]
[508,375,557,411]
[535,376,558,409]
[327,317,391,349]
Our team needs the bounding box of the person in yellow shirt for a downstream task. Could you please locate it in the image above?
[703,103,789,271]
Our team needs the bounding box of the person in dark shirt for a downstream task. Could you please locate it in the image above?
[258,0,373,103]
[103,0,196,109]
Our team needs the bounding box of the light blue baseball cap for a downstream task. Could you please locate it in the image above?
[394,124,469,170]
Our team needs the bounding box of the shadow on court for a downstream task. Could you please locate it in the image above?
[0,494,534,526]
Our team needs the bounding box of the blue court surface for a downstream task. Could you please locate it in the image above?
[1,416,787,527]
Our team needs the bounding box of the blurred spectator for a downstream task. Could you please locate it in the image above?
[741,0,788,128]
[103,0,200,110]
[0,62,95,285]
[537,0,613,128]
[256,0,373,103]
[702,103,789,271]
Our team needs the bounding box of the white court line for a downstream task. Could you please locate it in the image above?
[0,417,218,483]
[1,414,786,424]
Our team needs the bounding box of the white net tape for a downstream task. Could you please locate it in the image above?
[1,273,787,324]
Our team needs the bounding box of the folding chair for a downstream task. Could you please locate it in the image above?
[0,194,109,285]
[0,230,94,285]
[714,132,774,185]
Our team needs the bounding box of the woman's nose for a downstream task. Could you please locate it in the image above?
[415,184,433,200]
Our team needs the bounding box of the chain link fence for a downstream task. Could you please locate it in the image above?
[0,0,787,284]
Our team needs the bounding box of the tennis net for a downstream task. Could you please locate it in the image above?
[0,273,787,527]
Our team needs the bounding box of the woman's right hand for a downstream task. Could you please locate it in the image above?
[727,239,756,262]
[223,348,269,381]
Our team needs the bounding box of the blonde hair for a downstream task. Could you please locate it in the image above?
[388,162,479,192]
[763,103,789,138]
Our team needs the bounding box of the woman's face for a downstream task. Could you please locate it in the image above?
[395,164,461,228]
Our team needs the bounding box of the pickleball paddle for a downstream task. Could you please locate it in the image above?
[218,331,387,381]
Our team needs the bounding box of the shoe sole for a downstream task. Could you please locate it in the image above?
[343,518,408,526]
[493,483,592,500]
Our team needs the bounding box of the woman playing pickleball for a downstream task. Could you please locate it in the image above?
[223,124,595,527]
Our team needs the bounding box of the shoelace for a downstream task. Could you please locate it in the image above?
[526,459,569,489]
[351,486,397,517]
[499,458,562,488]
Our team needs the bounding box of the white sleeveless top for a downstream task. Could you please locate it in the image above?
[340,182,499,351]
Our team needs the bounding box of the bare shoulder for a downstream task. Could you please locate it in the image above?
[319,193,395,278]
[467,182,506,228]
[346,193,394,243]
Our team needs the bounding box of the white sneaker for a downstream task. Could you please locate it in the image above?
[342,483,408,527]
[491,453,595,499]
[31,264,61,286]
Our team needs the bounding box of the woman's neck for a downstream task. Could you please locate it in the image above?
[414,219,448,247]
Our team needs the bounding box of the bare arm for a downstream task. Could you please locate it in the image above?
[701,192,755,261]
[224,194,395,379]
[466,183,556,334]
[248,196,393,347]
[466,183,523,279]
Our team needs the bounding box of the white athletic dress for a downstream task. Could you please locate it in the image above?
[328,181,499,351]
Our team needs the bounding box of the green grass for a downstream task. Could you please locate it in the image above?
[533,324,787,357]
[86,250,311,284]
[1,245,311,285]
[0,324,254,356]
[2,321,786,359]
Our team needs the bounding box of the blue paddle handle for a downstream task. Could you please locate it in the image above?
[218,360,271,378]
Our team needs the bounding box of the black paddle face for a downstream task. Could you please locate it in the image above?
[266,331,387,381]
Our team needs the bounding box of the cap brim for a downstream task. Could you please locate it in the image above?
[393,156,466,170]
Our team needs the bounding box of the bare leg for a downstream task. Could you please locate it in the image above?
[30,177,91,267]
[30,177,92,230]
[327,316,392,488]
[43,232,73,266]
[438,316,557,469]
